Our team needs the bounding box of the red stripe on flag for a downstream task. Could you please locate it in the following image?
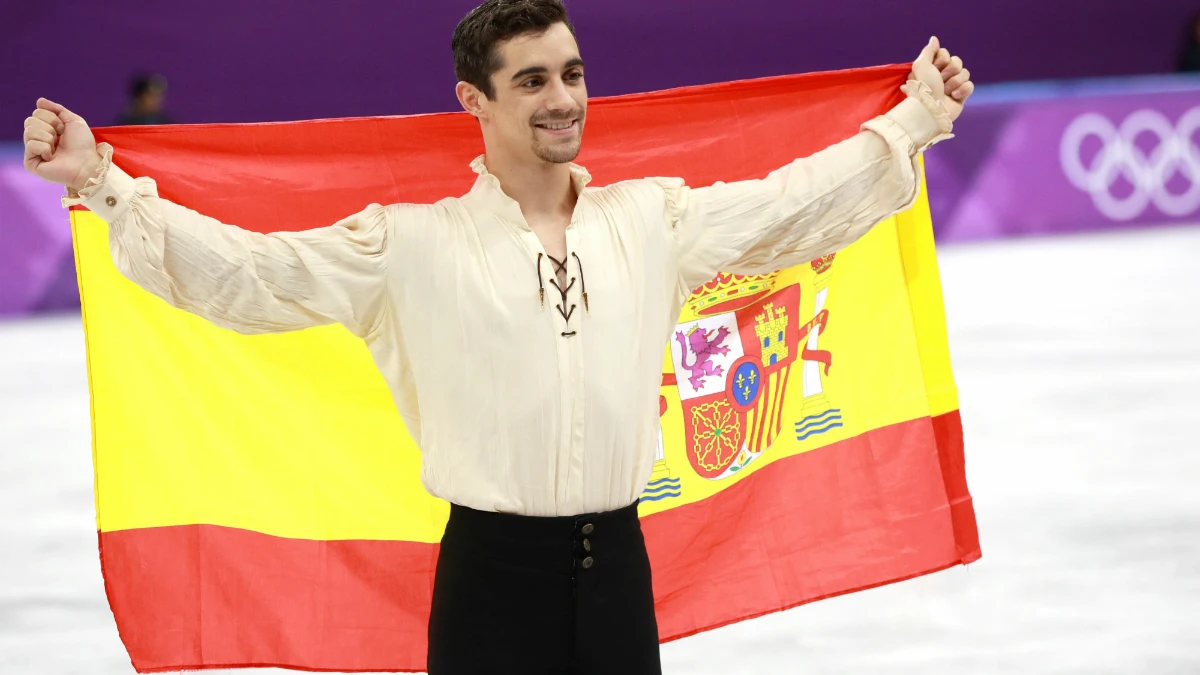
[99,527,435,673]
[100,412,974,673]
[933,409,980,560]
[647,410,977,643]
[90,65,910,234]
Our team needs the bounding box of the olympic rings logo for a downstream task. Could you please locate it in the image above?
[1060,108,1200,221]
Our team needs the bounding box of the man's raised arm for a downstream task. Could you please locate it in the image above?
[24,99,391,337]
[660,38,973,293]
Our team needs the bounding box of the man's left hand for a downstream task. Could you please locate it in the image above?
[911,36,974,122]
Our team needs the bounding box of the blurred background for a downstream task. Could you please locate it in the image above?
[3,1,1200,673]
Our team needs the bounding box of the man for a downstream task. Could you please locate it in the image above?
[115,73,174,126]
[22,1,973,673]
[1180,14,1200,72]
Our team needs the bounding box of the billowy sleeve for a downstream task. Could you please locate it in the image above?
[657,80,954,293]
[64,143,391,337]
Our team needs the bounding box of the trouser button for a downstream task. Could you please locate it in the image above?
[581,556,594,569]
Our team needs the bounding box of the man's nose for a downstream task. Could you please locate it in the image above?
[544,79,575,112]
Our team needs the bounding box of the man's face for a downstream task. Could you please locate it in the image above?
[482,23,587,164]
[139,89,165,114]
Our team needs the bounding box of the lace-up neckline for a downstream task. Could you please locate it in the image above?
[537,252,589,337]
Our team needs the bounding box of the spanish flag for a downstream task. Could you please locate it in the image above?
[71,64,979,672]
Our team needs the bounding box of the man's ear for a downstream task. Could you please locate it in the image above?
[456,81,487,119]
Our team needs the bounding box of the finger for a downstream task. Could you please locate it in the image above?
[26,139,52,163]
[945,69,971,93]
[951,80,975,101]
[31,108,66,134]
[23,117,57,142]
[23,125,56,147]
[934,48,952,70]
[36,98,85,124]
[917,36,940,64]
[25,115,57,137]
[942,55,963,81]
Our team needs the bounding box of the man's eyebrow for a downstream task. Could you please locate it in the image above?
[510,65,548,81]
[510,58,585,82]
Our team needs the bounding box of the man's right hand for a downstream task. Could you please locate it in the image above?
[23,98,102,192]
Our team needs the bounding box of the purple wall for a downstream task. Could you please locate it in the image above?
[3,0,1198,138]
[924,77,1200,242]
[0,146,79,315]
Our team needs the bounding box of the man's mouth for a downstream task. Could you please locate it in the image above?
[535,120,578,135]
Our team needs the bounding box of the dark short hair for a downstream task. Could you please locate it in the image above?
[452,0,576,100]
[130,73,168,99]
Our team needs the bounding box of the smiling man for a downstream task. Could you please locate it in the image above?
[22,1,973,673]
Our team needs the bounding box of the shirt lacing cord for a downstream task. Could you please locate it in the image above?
[536,252,589,337]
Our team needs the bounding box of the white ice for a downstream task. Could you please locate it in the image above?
[2,226,1198,674]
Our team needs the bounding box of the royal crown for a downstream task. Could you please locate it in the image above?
[810,253,836,275]
[686,272,779,316]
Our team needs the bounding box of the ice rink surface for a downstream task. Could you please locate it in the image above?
[2,226,1198,674]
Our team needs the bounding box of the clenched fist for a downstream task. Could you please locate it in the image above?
[910,37,974,122]
[23,98,102,192]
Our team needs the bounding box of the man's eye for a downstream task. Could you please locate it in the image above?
[523,78,543,88]
[567,71,583,81]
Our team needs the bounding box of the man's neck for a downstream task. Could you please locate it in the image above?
[483,154,577,223]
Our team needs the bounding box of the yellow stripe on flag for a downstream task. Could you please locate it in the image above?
[75,211,449,541]
[898,157,960,417]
